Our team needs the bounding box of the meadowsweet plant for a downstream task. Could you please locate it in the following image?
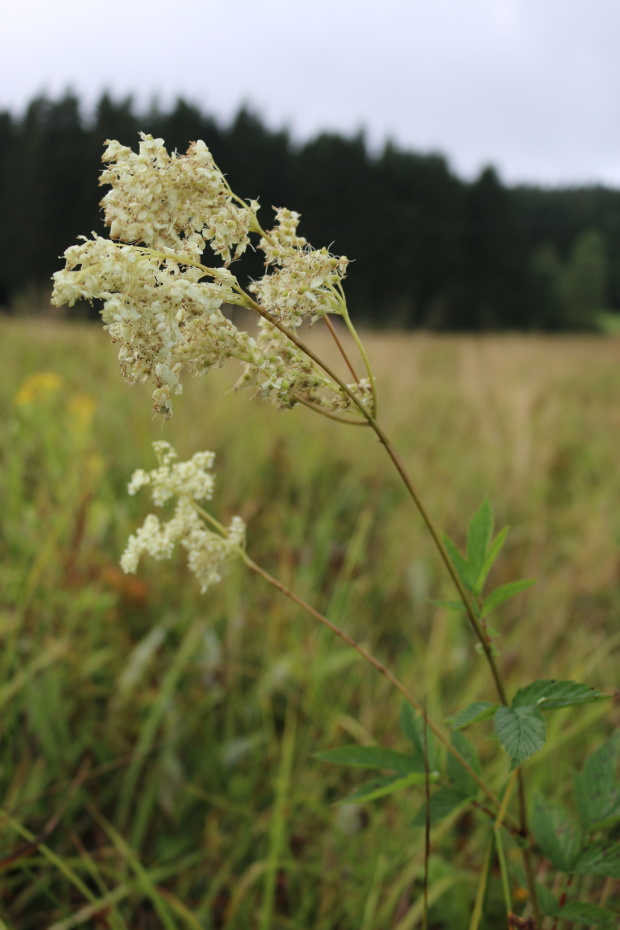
[53,134,620,929]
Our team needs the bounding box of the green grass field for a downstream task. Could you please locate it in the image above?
[1,317,619,928]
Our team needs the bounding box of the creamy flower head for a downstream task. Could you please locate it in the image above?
[121,441,245,593]
[52,133,373,421]
[51,235,250,417]
[101,134,258,264]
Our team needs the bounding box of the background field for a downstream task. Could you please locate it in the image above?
[1,318,619,928]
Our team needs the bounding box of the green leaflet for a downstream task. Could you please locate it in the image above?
[512,679,611,710]
[481,578,536,617]
[442,534,474,591]
[465,497,494,590]
[494,704,546,770]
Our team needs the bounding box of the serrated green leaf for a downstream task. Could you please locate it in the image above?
[512,679,610,711]
[314,745,423,773]
[428,598,467,613]
[399,702,436,770]
[575,841,620,878]
[477,525,509,592]
[556,901,618,926]
[343,771,433,804]
[573,735,620,830]
[448,730,481,797]
[481,578,536,617]
[412,787,473,826]
[531,794,582,872]
[447,701,499,730]
[466,498,494,593]
[442,534,475,592]
[494,705,546,770]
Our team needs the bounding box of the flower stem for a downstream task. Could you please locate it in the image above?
[322,314,361,385]
[240,550,516,826]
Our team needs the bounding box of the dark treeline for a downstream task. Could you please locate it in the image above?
[2,92,620,329]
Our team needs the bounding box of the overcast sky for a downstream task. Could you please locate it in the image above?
[3,0,620,187]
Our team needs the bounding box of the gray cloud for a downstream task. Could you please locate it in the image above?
[3,0,620,185]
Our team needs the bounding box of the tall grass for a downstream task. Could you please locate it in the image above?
[1,317,618,928]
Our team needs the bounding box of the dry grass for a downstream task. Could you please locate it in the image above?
[1,317,618,928]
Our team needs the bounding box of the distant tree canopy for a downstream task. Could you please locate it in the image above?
[2,91,620,330]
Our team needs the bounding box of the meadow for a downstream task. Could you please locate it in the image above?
[1,316,618,928]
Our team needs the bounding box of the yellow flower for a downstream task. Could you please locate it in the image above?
[14,371,63,406]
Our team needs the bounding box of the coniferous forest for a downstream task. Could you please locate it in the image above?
[3,91,620,330]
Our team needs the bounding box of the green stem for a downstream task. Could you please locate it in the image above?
[154,244,537,919]
[494,773,517,919]
[295,395,369,426]
[323,313,361,385]
[239,550,515,825]
[366,418,509,704]
[339,297,379,416]
[234,300,541,922]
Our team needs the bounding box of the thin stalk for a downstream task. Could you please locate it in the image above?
[323,314,361,384]
[235,298,541,920]
[469,839,495,930]
[339,298,379,415]
[295,396,369,426]
[516,770,542,929]
[495,773,517,920]
[238,549,514,824]
[365,418,508,703]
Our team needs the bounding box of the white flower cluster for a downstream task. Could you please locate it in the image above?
[236,317,335,407]
[52,134,372,420]
[252,208,349,328]
[101,135,258,263]
[121,442,245,593]
[52,235,249,416]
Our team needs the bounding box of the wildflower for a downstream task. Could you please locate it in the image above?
[52,134,369,420]
[121,442,245,593]
[14,371,63,406]
[100,134,258,263]
[252,207,349,328]
[52,235,250,416]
